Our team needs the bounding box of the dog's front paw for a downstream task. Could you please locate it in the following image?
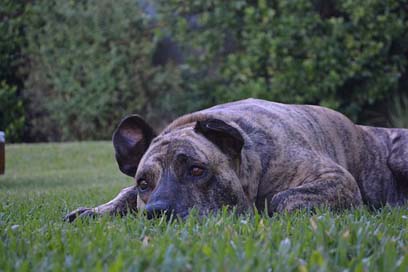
[63,207,97,222]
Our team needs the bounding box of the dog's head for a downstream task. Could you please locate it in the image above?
[112,115,252,219]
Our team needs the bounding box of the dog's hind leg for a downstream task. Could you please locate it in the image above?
[387,128,408,204]
[266,160,363,215]
[64,185,138,222]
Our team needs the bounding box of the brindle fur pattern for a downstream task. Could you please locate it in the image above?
[65,99,408,221]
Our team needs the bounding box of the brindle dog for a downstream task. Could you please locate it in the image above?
[65,98,408,222]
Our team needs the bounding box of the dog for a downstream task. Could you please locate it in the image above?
[65,98,408,222]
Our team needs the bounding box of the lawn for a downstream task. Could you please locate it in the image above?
[0,142,407,271]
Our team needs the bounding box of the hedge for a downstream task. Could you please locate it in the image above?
[1,0,408,141]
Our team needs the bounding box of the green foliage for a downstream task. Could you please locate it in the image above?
[3,0,408,141]
[0,0,26,82]
[158,0,408,122]
[1,142,407,271]
[24,0,183,141]
[388,92,408,128]
[0,0,27,142]
[0,82,24,142]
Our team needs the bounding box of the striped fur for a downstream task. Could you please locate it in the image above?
[65,98,408,221]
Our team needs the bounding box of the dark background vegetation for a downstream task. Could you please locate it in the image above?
[1,0,408,142]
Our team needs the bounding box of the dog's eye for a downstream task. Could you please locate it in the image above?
[138,180,149,192]
[190,166,205,177]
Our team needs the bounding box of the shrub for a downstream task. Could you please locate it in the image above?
[0,82,24,142]
[0,0,26,142]
[388,92,408,128]
[24,0,183,141]
[158,0,408,123]
[11,0,408,141]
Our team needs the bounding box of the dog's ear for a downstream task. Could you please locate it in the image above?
[194,119,244,159]
[113,115,156,177]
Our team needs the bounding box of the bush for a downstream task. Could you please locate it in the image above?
[0,82,24,142]
[10,0,408,142]
[158,0,408,123]
[24,0,184,141]
[0,0,26,142]
[388,92,408,128]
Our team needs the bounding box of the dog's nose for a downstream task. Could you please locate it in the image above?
[145,201,173,219]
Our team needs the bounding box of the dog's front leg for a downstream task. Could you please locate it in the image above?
[266,163,363,215]
[64,185,138,222]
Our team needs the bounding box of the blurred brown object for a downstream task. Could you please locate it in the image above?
[0,131,4,175]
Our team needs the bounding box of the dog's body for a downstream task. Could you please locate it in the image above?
[65,99,408,222]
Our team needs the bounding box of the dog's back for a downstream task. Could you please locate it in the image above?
[168,98,407,207]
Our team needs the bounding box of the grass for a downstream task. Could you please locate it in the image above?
[0,142,407,271]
